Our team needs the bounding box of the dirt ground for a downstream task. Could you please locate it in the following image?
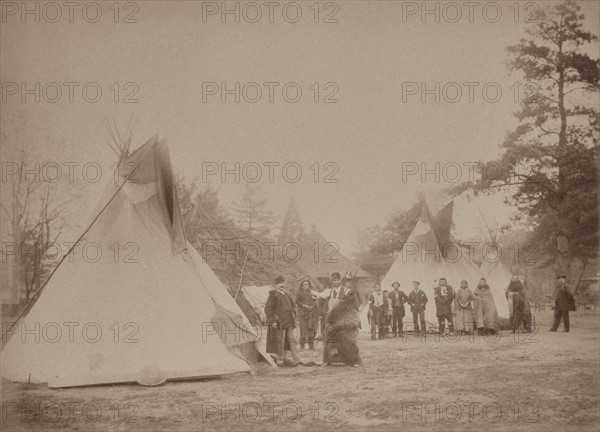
[2,309,598,432]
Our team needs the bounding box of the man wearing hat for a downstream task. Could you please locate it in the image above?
[264,276,303,366]
[388,281,408,337]
[549,275,576,332]
[408,281,428,336]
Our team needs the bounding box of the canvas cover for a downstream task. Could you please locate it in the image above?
[1,137,272,388]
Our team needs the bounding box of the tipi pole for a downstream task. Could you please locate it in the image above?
[234,253,248,300]
[477,207,496,244]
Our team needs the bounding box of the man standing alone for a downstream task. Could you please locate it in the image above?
[388,282,408,337]
[408,281,428,336]
[549,275,576,333]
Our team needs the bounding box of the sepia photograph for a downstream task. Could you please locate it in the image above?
[0,0,599,431]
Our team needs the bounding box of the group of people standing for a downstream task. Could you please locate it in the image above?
[263,272,576,367]
[264,272,362,367]
[369,275,541,338]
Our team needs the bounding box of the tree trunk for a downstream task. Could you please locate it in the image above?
[11,223,22,306]
[556,220,571,276]
[555,27,571,278]
[571,259,588,296]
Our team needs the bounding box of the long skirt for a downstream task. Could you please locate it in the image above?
[454,308,474,332]
[474,290,499,330]
[265,324,290,357]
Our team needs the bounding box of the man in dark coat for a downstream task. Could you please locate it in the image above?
[264,276,303,366]
[434,278,455,334]
[296,280,317,349]
[388,281,408,337]
[549,275,576,332]
[506,276,532,332]
[408,281,428,336]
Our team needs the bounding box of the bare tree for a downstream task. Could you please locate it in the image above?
[1,118,70,309]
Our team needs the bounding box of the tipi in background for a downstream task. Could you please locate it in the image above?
[380,200,480,329]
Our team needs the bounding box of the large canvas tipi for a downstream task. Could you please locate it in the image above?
[1,136,272,388]
[380,200,481,328]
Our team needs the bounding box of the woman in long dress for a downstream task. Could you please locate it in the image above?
[453,280,475,333]
[473,278,500,335]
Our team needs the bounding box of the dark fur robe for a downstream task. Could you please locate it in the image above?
[474,284,499,329]
[507,292,529,331]
[434,285,455,317]
[506,280,532,331]
[323,286,362,365]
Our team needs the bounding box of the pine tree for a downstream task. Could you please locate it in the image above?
[231,184,275,238]
[487,0,598,277]
[278,198,306,246]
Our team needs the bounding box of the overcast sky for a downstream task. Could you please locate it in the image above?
[2,1,598,255]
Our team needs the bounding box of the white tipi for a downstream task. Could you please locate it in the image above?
[1,136,272,388]
[380,200,481,329]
